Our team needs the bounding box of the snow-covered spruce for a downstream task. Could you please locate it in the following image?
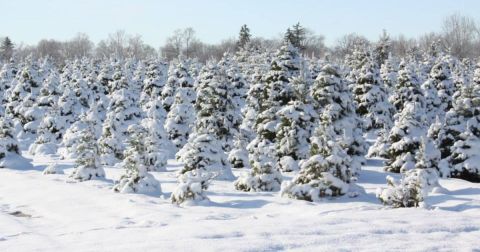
[162,60,193,113]
[281,125,353,201]
[59,107,101,159]
[164,85,195,152]
[42,163,64,175]
[380,55,398,92]
[113,125,161,194]
[177,62,235,180]
[178,133,233,180]
[275,100,314,169]
[352,61,394,132]
[69,121,105,181]
[377,137,440,208]
[376,168,439,208]
[227,130,250,169]
[29,106,66,156]
[431,64,480,160]
[389,61,425,114]
[140,103,172,171]
[5,60,44,143]
[0,59,18,105]
[98,79,142,165]
[140,59,167,108]
[234,107,283,192]
[311,64,366,175]
[384,102,427,173]
[171,170,214,205]
[218,53,248,151]
[0,116,32,169]
[449,119,480,182]
[431,56,455,114]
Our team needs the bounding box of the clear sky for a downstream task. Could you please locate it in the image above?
[1,0,479,47]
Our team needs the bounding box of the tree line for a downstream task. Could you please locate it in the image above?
[1,13,479,65]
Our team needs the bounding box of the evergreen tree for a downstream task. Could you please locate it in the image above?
[113,125,161,194]
[377,137,440,208]
[373,30,391,67]
[219,53,248,151]
[0,116,20,168]
[161,60,193,113]
[140,59,167,107]
[5,59,43,142]
[430,56,455,115]
[385,102,427,173]
[141,103,171,172]
[234,113,283,191]
[164,85,195,152]
[0,37,14,60]
[380,55,397,92]
[29,106,65,155]
[99,77,142,165]
[449,119,480,182]
[69,120,105,181]
[0,59,17,105]
[275,100,314,169]
[431,76,480,159]
[177,62,234,180]
[311,64,366,176]
[171,169,214,205]
[352,61,394,132]
[389,61,425,113]
[60,108,101,159]
[281,124,353,201]
[236,24,251,50]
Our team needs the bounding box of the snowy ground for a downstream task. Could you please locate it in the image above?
[1,154,479,251]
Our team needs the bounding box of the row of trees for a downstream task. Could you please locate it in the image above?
[1,17,480,208]
[2,14,479,64]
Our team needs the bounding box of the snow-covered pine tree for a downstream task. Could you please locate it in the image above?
[0,116,21,168]
[171,169,214,205]
[99,75,142,165]
[176,62,234,180]
[352,61,394,132]
[113,125,161,194]
[275,100,313,171]
[234,104,283,191]
[281,124,352,201]
[311,64,366,175]
[140,59,167,108]
[59,107,101,159]
[449,118,480,182]
[389,61,425,114]
[429,56,455,115]
[238,66,268,144]
[0,59,18,105]
[164,84,196,152]
[5,59,43,143]
[29,105,65,155]
[57,67,92,126]
[161,60,193,113]
[384,102,427,173]
[69,120,105,181]
[380,55,398,92]
[227,129,251,169]
[431,74,480,160]
[377,137,440,208]
[141,103,171,172]
[219,53,248,151]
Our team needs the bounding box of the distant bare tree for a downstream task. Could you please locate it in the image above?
[331,33,370,61]
[442,13,478,58]
[37,39,64,62]
[63,33,93,59]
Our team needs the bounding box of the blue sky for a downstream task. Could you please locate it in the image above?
[1,0,479,47]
